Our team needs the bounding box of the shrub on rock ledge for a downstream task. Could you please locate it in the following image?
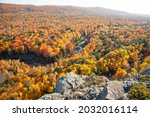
[128,84,150,100]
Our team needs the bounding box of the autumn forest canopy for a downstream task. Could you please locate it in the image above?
[0,3,150,99]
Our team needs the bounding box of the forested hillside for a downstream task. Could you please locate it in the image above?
[0,3,150,99]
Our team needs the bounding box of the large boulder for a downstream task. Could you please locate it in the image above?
[100,81,125,100]
[54,72,85,95]
[71,75,108,100]
[55,73,108,100]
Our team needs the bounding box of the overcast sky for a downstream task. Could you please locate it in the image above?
[1,0,150,15]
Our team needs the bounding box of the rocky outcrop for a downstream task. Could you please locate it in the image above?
[54,72,85,95]
[39,67,150,100]
[54,73,108,100]
[39,72,130,100]
[63,74,108,100]
[123,78,138,92]
[100,81,126,100]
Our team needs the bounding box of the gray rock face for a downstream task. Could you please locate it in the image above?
[100,81,125,100]
[38,93,64,100]
[73,75,108,100]
[39,72,147,100]
[55,73,108,100]
[54,72,85,95]
[123,79,138,92]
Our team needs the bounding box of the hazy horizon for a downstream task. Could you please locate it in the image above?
[0,0,150,15]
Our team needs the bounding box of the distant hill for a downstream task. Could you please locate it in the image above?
[0,3,131,16]
[0,3,150,19]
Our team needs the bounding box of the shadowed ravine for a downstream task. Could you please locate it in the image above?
[0,51,54,66]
